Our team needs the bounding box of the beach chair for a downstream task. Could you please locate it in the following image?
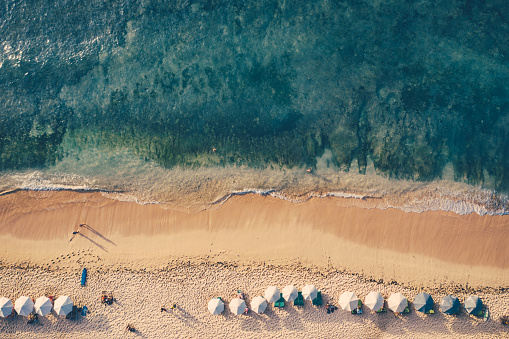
[275,293,285,308]
[403,305,410,314]
[294,292,304,306]
[312,291,322,306]
[352,299,363,314]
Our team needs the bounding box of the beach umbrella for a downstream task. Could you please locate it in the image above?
[414,293,434,313]
[339,291,359,311]
[54,296,73,316]
[302,285,318,301]
[14,296,34,316]
[464,295,483,315]
[251,296,267,314]
[364,292,384,312]
[264,286,281,303]
[208,298,224,315]
[229,298,246,315]
[387,293,408,313]
[282,285,298,302]
[440,295,460,315]
[0,297,13,318]
[34,296,53,316]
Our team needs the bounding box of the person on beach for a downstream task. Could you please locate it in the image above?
[161,307,167,312]
[69,224,84,242]
[171,304,177,310]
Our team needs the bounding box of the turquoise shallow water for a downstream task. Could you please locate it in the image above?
[1,0,509,213]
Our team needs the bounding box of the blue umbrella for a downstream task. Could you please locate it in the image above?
[414,293,434,313]
[440,295,460,315]
[464,296,483,315]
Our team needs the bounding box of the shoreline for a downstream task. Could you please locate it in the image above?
[0,190,508,289]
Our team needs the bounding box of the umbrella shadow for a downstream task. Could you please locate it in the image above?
[81,224,117,246]
[77,233,108,252]
[281,306,305,331]
[239,312,264,332]
[261,306,283,332]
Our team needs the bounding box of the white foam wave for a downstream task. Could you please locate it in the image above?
[3,171,96,192]
[1,170,508,216]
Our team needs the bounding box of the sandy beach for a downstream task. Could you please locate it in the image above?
[0,190,508,337]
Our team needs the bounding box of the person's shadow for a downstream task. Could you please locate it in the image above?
[81,224,117,246]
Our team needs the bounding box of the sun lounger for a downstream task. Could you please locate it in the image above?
[403,306,410,314]
[294,292,304,306]
[352,300,363,314]
[312,291,322,306]
[275,293,285,308]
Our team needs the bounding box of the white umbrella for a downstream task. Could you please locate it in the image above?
[208,298,224,315]
[302,285,318,301]
[365,292,384,312]
[388,293,408,313]
[0,297,13,318]
[264,286,281,303]
[339,291,359,311]
[251,296,267,314]
[229,298,246,315]
[54,296,73,316]
[282,285,298,302]
[34,296,53,316]
[14,296,34,316]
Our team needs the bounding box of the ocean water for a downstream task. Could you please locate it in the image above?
[1,0,509,214]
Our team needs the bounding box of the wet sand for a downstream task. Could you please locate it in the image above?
[1,190,509,337]
[0,190,508,288]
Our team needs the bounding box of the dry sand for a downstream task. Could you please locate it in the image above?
[0,190,508,337]
[0,264,508,339]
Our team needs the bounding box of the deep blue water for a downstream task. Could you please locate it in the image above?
[1,0,509,212]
